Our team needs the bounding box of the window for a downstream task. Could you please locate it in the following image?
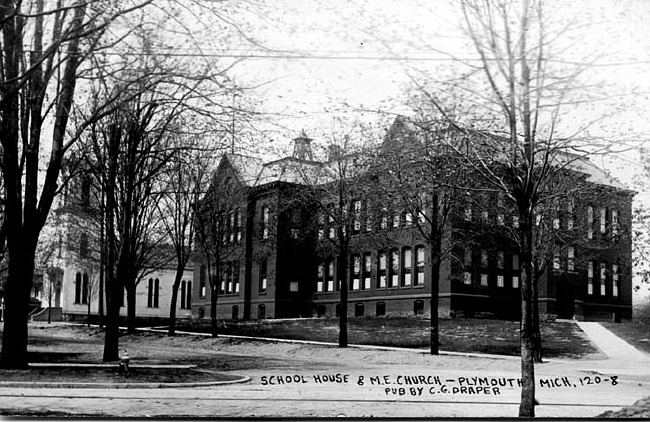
[497,193,504,225]
[198,307,205,319]
[235,209,242,242]
[257,304,266,319]
[200,265,206,298]
[587,206,594,239]
[378,252,387,288]
[390,250,399,288]
[317,264,324,292]
[480,250,488,285]
[233,262,240,293]
[567,199,575,230]
[228,211,235,243]
[290,280,299,292]
[181,280,187,309]
[497,275,504,288]
[82,273,89,304]
[353,200,361,233]
[612,264,619,297]
[74,272,81,304]
[146,278,154,307]
[553,252,560,271]
[463,248,472,285]
[600,263,606,296]
[154,278,159,308]
[260,259,267,293]
[513,215,520,228]
[352,255,360,290]
[363,253,372,290]
[79,233,88,259]
[480,250,488,268]
[612,209,619,238]
[497,251,504,269]
[318,214,325,239]
[587,261,594,295]
[463,271,472,285]
[392,211,401,229]
[414,300,424,316]
[355,303,364,317]
[402,248,412,286]
[404,212,413,227]
[181,280,191,309]
[327,260,335,292]
[415,246,425,286]
[232,305,239,320]
[512,254,520,289]
[600,208,607,233]
[261,206,270,239]
[380,207,388,230]
[567,247,575,271]
[376,302,386,317]
[226,262,233,293]
[328,211,336,239]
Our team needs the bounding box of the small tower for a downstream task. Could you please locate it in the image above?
[292,130,314,161]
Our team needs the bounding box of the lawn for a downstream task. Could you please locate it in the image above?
[186,317,598,358]
[601,320,650,354]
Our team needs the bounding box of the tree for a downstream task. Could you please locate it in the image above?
[378,118,472,355]
[195,157,248,337]
[0,0,172,369]
[157,144,210,336]
[404,0,622,415]
[290,125,382,347]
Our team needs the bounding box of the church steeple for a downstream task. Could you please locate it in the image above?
[292,130,313,161]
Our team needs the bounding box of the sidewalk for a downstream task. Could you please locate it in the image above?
[575,321,650,361]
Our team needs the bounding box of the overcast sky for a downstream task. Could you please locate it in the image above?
[192,0,650,192]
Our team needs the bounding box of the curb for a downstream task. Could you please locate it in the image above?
[0,373,251,389]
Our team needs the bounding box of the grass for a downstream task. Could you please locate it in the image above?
[601,320,650,354]
[0,367,237,384]
[190,316,598,358]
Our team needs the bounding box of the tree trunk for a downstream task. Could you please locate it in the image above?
[429,192,441,355]
[532,275,542,363]
[126,284,137,334]
[168,268,183,337]
[337,244,349,348]
[518,221,536,417]
[211,263,219,338]
[0,244,37,369]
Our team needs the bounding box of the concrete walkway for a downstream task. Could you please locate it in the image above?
[576,321,650,362]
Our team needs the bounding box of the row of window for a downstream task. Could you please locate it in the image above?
[198,262,241,298]
[587,262,620,298]
[316,300,424,318]
[73,272,90,304]
[316,247,426,293]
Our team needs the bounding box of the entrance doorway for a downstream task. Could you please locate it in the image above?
[556,280,575,319]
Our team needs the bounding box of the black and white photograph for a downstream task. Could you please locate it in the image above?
[0,0,649,418]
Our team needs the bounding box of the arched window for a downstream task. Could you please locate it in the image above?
[199,265,206,298]
[147,278,154,308]
[378,252,387,288]
[414,300,424,316]
[186,281,192,308]
[154,278,160,308]
[258,304,266,319]
[390,250,399,288]
[74,273,81,304]
[415,246,425,286]
[82,273,89,304]
[402,247,412,286]
[376,302,386,317]
[355,303,364,317]
[180,280,186,309]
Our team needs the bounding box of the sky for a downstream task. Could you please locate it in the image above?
[187,0,650,194]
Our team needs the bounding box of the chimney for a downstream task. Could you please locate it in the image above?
[292,130,313,161]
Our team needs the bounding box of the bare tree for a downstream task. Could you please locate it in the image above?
[195,160,248,337]
[157,143,211,336]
